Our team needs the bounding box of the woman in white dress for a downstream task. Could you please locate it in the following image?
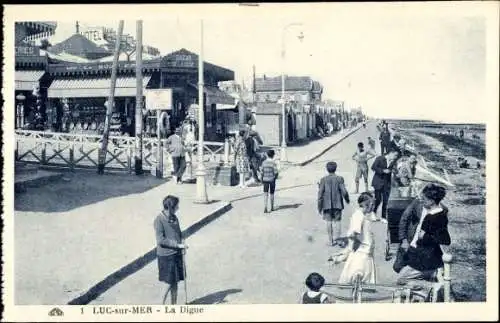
[333,192,377,284]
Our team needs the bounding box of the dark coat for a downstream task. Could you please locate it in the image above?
[371,155,393,190]
[317,174,350,213]
[379,130,391,145]
[398,198,451,271]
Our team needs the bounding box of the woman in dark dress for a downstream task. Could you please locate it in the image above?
[154,195,188,304]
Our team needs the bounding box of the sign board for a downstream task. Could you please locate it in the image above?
[15,46,40,56]
[81,28,105,43]
[164,53,196,68]
[145,89,173,110]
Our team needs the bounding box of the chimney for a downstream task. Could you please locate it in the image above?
[263,74,266,80]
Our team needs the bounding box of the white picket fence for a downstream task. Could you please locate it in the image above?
[15,130,231,173]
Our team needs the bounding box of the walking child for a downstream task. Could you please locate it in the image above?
[318,162,350,246]
[332,192,377,284]
[367,136,376,152]
[301,272,334,304]
[261,149,279,213]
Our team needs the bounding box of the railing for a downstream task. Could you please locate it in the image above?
[325,253,453,303]
[15,130,232,173]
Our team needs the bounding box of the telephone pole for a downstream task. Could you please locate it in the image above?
[97,20,123,175]
[134,20,144,175]
[195,20,209,204]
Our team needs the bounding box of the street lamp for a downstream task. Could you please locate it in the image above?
[280,22,303,162]
[195,19,209,204]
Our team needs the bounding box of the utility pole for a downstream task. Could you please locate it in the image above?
[252,64,256,104]
[134,20,144,175]
[97,20,123,175]
[195,19,208,203]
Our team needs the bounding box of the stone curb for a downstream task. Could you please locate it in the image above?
[296,125,364,167]
[67,201,232,305]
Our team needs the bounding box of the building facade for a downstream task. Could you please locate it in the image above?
[254,75,323,144]
[14,21,57,129]
[43,48,236,140]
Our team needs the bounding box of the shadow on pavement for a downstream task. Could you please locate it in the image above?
[67,203,232,305]
[274,203,302,211]
[14,171,167,213]
[188,288,243,305]
[230,183,314,204]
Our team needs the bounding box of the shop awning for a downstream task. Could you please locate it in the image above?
[47,76,152,98]
[188,82,236,106]
[15,70,45,91]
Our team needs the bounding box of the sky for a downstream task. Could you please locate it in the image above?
[9,3,497,123]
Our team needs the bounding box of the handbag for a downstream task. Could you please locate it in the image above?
[393,247,408,273]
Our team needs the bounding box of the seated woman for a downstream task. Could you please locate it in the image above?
[396,183,450,286]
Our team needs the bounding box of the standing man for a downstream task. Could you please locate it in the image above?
[318,162,350,247]
[379,126,391,155]
[166,127,186,184]
[371,149,399,223]
[352,142,376,194]
[245,130,261,184]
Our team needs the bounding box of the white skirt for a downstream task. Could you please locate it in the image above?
[339,251,376,284]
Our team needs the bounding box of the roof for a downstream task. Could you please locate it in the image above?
[161,48,234,80]
[49,34,111,59]
[16,21,57,36]
[255,76,315,92]
[312,80,323,93]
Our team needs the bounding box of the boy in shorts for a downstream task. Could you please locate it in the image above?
[261,149,279,213]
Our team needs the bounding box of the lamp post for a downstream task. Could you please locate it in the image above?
[195,19,208,204]
[280,22,303,162]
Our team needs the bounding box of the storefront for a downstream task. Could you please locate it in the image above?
[14,22,57,128]
[15,46,50,130]
[159,49,236,141]
[46,60,161,135]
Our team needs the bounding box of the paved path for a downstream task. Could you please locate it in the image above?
[14,124,364,305]
[90,121,399,304]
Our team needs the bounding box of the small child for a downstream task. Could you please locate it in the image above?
[261,149,279,213]
[367,136,376,152]
[301,272,334,304]
[332,192,377,285]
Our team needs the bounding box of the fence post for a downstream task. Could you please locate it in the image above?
[223,138,229,166]
[443,253,453,302]
[41,142,47,165]
[127,145,132,174]
[15,139,19,161]
[69,142,75,171]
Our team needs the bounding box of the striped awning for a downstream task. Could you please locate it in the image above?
[15,70,45,91]
[48,76,152,98]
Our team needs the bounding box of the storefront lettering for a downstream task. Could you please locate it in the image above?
[15,46,40,56]
[166,54,196,68]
